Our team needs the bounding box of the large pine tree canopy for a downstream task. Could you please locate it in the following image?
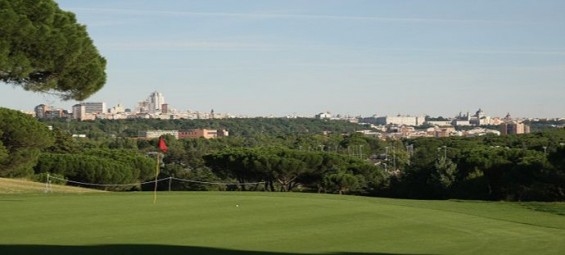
[0,0,106,101]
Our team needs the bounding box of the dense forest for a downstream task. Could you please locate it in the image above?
[1,108,564,201]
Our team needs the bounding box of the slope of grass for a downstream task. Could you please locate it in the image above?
[0,192,563,255]
[520,202,565,216]
[0,178,102,194]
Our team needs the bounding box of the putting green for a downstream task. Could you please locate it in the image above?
[1,192,564,255]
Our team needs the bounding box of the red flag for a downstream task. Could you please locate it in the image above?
[158,136,168,153]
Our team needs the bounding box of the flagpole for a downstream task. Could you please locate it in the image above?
[153,152,159,204]
[154,136,168,204]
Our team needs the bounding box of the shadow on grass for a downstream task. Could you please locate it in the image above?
[0,244,432,255]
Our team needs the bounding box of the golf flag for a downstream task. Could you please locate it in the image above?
[158,136,168,153]
[154,136,167,204]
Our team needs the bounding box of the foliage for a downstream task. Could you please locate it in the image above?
[388,132,565,201]
[203,147,386,193]
[323,172,359,194]
[32,172,66,185]
[9,116,565,200]
[158,165,225,191]
[41,117,364,138]
[0,0,106,100]
[0,107,54,177]
[34,149,156,191]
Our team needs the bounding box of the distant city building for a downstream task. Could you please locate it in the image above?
[135,91,166,114]
[453,108,492,126]
[34,104,48,119]
[34,104,69,119]
[375,115,425,126]
[139,129,229,139]
[70,102,106,121]
[430,126,457,138]
[500,122,530,135]
[139,130,179,139]
[426,120,452,126]
[44,108,68,119]
[469,108,491,126]
[178,129,229,139]
[109,103,126,114]
[136,101,150,114]
[72,104,86,120]
[464,127,501,137]
[148,91,165,114]
[31,91,250,121]
[81,102,106,114]
[315,112,332,119]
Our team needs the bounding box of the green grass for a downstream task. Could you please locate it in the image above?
[0,192,564,255]
[520,202,565,216]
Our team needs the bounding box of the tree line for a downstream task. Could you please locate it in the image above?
[2,108,564,201]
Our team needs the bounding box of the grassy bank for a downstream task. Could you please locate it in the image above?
[0,178,102,194]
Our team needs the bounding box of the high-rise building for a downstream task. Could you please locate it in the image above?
[148,91,165,114]
[34,104,48,118]
[72,104,86,120]
[109,103,125,114]
[81,102,106,114]
[500,121,530,135]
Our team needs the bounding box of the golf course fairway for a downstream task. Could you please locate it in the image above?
[1,192,564,254]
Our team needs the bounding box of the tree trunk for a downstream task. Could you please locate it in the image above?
[238,178,246,191]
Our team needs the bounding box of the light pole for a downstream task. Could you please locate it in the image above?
[392,144,396,171]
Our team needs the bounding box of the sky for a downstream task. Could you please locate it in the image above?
[1,0,564,118]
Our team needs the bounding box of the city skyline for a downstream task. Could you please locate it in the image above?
[1,0,564,118]
[29,90,549,121]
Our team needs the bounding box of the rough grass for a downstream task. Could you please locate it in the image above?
[0,178,102,194]
[0,192,564,255]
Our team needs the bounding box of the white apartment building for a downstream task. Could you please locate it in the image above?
[376,115,426,126]
[139,130,179,139]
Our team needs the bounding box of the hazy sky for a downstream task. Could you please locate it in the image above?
[2,0,564,118]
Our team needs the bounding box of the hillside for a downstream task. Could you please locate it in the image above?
[0,178,103,194]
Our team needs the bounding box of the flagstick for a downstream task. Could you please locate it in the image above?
[153,152,160,204]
